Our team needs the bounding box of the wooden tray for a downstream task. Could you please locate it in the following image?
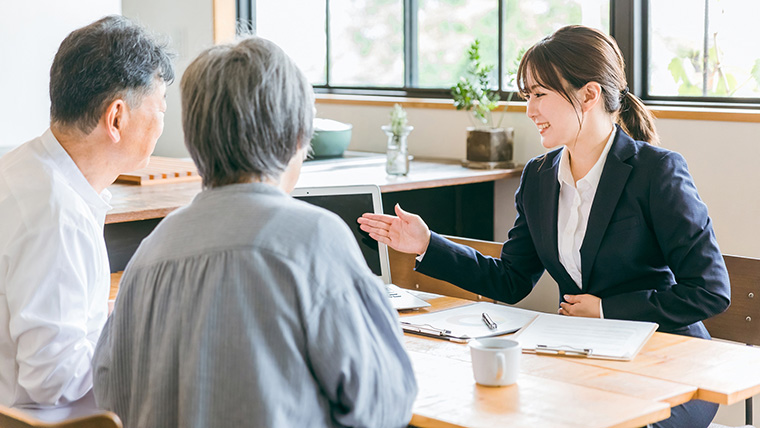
[115,156,201,185]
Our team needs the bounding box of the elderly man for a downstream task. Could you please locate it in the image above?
[0,15,173,409]
[93,37,417,428]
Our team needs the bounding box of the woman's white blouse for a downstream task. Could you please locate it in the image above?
[557,127,616,315]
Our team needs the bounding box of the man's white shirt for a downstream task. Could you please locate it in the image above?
[0,129,111,407]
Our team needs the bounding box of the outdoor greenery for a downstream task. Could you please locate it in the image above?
[650,0,760,99]
[255,0,760,101]
[666,33,760,97]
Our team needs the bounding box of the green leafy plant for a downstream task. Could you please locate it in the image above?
[389,103,408,135]
[451,40,518,128]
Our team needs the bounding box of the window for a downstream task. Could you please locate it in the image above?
[250,0,608,97]
[501,0,608,91]
[646,0,760,104]
[330,0,404,87]
[246,0,759,106]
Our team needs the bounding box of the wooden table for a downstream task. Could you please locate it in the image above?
[108,274,673,427]
[401,296,760,428]
[108,272,760,427]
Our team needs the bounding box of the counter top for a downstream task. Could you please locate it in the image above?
[106,154,523,224]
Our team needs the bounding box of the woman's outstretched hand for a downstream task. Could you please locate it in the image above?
[358,204,431,255]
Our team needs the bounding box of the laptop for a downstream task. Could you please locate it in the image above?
[292,185,430,311]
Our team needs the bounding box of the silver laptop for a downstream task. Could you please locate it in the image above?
[292,185,430,311]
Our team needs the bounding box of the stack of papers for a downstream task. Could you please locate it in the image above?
[514,313,658,361]
[400,302,539,342]
[401,302,659,361]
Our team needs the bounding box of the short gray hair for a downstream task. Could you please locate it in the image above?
[50,15,174,135]
[181,37,315,188]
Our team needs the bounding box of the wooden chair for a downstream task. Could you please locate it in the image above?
[704,255,760,427]
[389,235,503,302]
[0,405,122,428]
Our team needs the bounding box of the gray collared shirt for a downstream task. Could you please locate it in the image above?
[93,183,417,428]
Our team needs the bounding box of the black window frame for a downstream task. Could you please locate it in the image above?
[242,0,760,109]
[638,0,760,109]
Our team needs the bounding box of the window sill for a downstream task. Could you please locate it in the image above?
[315,94,760,123]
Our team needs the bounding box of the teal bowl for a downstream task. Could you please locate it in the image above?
[311,119,352,158]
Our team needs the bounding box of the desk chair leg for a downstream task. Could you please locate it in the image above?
[746,396,753,426]
[747,342,755,427]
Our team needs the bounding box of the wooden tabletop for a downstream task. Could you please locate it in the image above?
[400,298,696,408]
[569,332,760,405]
[108,276,673,427]
[295,154,522,193]
[105,154,522,224]
[408,349,670,428]
[401,295,760,428]
[110,272,760,426]
[402,297,677,428]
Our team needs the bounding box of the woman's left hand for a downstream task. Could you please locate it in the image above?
[559,294,601,318]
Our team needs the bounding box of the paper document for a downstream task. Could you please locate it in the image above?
[514,313,658,361]
[400,302,539,342]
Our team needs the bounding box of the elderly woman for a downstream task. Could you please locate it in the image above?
[92,37,417,428]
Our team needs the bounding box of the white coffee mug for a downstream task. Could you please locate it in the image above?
[468,338,521,387]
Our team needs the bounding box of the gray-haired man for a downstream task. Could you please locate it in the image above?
[0,15,173,410]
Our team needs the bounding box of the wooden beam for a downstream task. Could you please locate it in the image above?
[213,0,236,44]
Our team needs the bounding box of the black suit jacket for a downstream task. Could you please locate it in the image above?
[417,128,730,338]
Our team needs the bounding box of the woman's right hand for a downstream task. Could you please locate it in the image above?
[358,204,431,255]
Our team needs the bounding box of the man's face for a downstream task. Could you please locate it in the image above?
[121,80,167,170]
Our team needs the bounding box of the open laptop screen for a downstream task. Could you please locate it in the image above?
[293,190,382,277]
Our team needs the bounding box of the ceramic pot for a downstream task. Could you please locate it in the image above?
[463,127,516,169]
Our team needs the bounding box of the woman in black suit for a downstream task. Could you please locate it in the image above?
[358,25,729,428]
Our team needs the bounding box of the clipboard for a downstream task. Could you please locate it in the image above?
[513,313,658,361]
[400,302,539,342]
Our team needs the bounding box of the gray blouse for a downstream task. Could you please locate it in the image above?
[93,183,417,428]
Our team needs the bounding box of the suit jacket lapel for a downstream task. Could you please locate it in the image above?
[538,151,576,289]
[580,129,636,291]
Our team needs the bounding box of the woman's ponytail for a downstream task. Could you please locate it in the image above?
[617,91,660,146]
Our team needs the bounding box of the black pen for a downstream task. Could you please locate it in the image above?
[482,312,497,330]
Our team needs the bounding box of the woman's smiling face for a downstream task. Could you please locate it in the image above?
[523,73,583,150]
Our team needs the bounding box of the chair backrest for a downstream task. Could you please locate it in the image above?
[703,255,760,346]
[389,235,502,302]
[0,405,122,428]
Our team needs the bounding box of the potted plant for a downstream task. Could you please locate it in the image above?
[381,103,413,175]
[451,39,516,169]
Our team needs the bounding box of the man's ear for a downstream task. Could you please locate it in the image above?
[579,82,603,113]
[104,99,127,143]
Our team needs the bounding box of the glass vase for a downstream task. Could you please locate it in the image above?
[382,125,413,176]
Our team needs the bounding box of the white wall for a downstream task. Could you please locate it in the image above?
[122,0,215,158]
[0,1,121,154]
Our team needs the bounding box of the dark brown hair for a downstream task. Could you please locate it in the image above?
[516,25,659,145]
